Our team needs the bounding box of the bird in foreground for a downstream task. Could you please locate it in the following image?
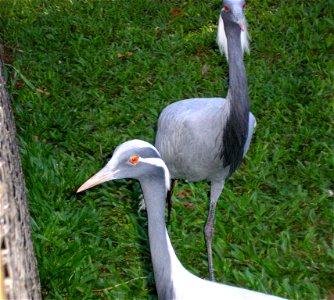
[77,140,286,300]
[155,0,255,281]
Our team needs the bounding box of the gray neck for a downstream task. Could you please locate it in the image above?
[139,174,175,300]
[221,19,250,175]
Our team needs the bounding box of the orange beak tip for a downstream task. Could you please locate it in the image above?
[76,187,84,193]
[76,166,112,195]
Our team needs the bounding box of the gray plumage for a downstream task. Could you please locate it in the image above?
[77,140,286,300]
[155,0,255,280]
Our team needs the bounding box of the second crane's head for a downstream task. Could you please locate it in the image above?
[77,140,171,194]
[217,0,249,59]
[221,0,247,31]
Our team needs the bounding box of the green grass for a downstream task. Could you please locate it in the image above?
[1,0,333,299]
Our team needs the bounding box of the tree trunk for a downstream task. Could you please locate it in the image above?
[0,61,41,299]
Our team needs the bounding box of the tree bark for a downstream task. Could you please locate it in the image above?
[0,61,41,299]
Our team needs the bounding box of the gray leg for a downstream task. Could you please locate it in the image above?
[204,180,225,281]
[166,179,176,223]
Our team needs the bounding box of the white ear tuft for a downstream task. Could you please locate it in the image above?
[217,14,228,61]
[139,157,171,194]
[241,27,250,54]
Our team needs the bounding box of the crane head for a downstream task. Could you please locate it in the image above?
[77,140,171,193]
[217,0,249,60]
[221,0,247,30]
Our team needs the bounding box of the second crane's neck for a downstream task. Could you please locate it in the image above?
[139,174,179,300]
[226,24,248,105]
[221,19,250,175]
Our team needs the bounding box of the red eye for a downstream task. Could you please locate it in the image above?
[223,5,229,11]
[129,155,140,165]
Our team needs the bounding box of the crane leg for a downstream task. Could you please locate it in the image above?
[166,179,176,224]
[204,180,225,281]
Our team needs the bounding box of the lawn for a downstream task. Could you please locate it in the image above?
[0,0,333,299]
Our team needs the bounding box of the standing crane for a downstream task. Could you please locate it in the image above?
[155,0,256,281]
[77,140,285,300]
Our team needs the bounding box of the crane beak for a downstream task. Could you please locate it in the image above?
[231,6,247,32]
[235,14,247,31]
[77,165,113,193]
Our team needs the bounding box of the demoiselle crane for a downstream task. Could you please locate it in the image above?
[77,140,285,300]
[155,0,255,280]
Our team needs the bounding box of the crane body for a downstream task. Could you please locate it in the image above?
[155,0,255,280]
[156,97,256,182]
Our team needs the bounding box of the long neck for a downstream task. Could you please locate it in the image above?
[139,175,176,300]
[221,20,250,175]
